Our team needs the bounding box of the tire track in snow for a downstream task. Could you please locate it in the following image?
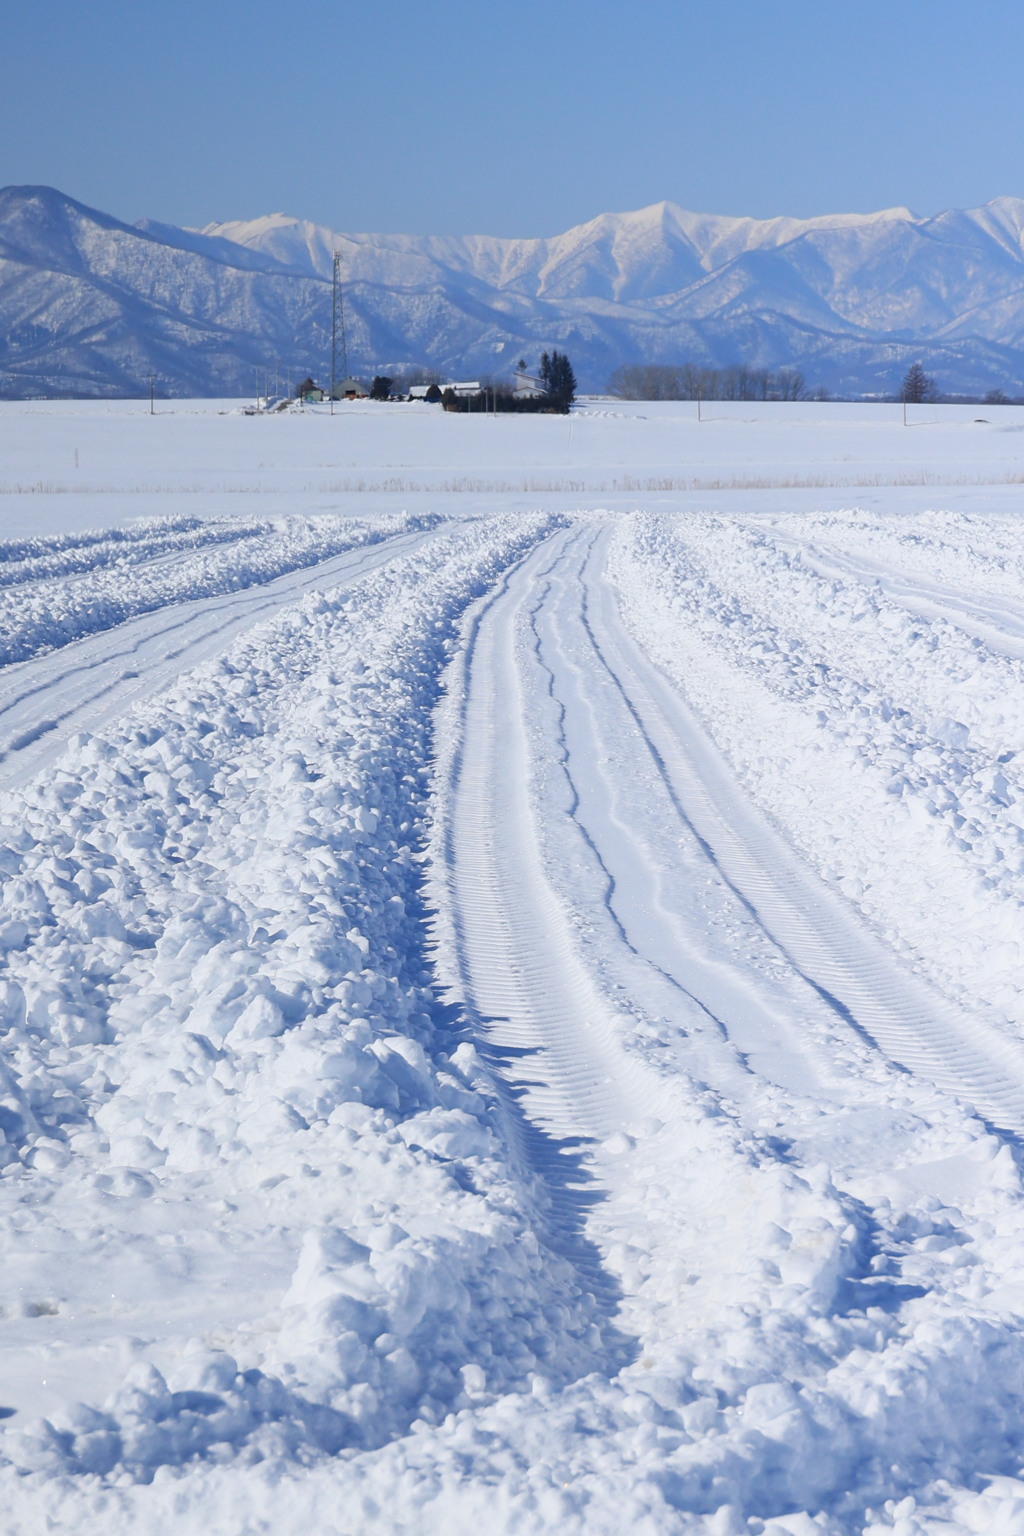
[770,526,1024,660]
[437,529,666,1141]
[0,513,443,670]
[431,528,674,1307]
[433,513,1024,1385]
[593,531,1024,1136]
[433,523,862,1364]
[0,526,436,789]
[526,530,842,1111]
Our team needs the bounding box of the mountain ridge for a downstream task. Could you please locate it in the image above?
[4,185,1024,397]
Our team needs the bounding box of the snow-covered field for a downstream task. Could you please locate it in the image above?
[4,398,1024,1533]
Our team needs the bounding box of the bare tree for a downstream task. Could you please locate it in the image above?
[609,362,810,402]
[773,368,807,401]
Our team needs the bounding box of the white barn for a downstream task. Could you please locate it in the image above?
[512,367,545,398]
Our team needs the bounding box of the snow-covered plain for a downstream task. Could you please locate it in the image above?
[4,399,1024,1532]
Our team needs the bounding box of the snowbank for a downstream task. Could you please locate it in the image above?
[0,511,624,1486]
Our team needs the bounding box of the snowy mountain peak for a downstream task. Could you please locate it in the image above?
[7,183,1024,398]
[195,197,931,303]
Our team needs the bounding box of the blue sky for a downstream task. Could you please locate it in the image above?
[4,0,1023,234]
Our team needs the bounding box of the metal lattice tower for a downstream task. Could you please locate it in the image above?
[330,251,348,412]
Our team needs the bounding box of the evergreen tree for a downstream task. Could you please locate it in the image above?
[901,362,936,403]
[539,349,577,408]
[370,375,393,401]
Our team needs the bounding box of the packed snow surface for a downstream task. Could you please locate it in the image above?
[3,401,1024,1533]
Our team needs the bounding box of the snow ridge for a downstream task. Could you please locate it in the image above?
[0,511,440,667]
[0,511,620,1481]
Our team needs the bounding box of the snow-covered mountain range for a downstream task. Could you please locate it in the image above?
[6,184,1024,397]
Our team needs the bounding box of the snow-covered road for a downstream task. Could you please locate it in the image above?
[5,473,1024,1533]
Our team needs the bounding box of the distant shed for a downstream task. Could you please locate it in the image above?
[331,378,367,399]
[513,367,545,399]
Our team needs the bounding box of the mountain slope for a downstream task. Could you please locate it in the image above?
[0,186,334,398]
[6,185,1024,396]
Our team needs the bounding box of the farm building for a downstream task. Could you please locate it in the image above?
[331,378,367,400]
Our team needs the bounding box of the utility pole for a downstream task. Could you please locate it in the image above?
[697,387,702,423]
[330,251,349,415]
[330,256,337,415]
[148,374,155,415]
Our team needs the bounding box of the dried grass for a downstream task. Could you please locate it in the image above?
[4,469,1024,496]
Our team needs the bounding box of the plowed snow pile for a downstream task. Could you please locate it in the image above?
[4,401,1024,1534]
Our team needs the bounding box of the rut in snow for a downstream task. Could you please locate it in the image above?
[0,520,438,788]
[433,518,1024,1290]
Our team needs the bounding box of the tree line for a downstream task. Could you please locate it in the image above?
[899,364,1016,404]
[611,359,1023,406]
[608,363,814,402]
